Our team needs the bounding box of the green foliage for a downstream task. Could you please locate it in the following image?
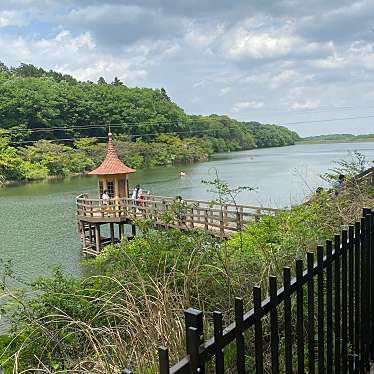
[321,150,370,186]
[245,121,300,147]
[0,62,299,183]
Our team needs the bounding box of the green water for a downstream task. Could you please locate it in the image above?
[1,142,374,284]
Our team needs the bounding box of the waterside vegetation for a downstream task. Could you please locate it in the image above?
[0,157,373,373]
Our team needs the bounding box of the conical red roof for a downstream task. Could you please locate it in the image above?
[88,133,136,175]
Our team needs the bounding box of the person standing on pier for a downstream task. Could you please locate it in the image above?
[102,190,110,205]
[132,185,142,202]
[101,190,111,216]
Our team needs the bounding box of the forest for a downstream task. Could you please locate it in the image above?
[0,63,299,184]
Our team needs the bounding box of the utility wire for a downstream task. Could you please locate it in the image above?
[5,113,374,135]
[5,113,374,144]
[10,129,215,145]
[280,114,374,126]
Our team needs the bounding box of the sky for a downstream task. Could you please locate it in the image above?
[1,0,374,136]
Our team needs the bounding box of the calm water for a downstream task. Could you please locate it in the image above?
[1,142,374,283]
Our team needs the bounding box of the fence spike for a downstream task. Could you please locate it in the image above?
[184,308,205,373]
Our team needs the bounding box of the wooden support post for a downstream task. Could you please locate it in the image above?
[110,223,115,244]
[131,224,136,237]
[88,224,93,245]
[94,224,101,253]
[120,223,125,240]
[81,223,87,249]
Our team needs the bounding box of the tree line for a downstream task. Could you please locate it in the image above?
[0,62,299,183]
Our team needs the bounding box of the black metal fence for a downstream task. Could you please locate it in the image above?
[125,208,374,373]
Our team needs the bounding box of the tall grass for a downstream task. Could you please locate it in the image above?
[1,183,373,373]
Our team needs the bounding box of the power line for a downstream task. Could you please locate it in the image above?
[10,129,215,145]
[5,113,374,143]
[6,121,181,134]
[280,114,374,126]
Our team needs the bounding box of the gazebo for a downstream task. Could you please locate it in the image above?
[76,132,136,255]
[88,132,136,199]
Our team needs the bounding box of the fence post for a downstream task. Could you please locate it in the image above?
[354,221,361,370]
[204,209,209,231]
[283,267,293,373]
[306,252,315,374]
[185,308,205,374]
[341,230,348,374]
[213,311,224,374]
[317,246,325,374]
[158,346,170,374]
[361,214,369,370]
[235,297,245,374]
[334,235,341,373]
[269,276,279,374]
[296,259,304,373]
[253,286,263,374]
[219,211,224,239]
[370,211,374,361]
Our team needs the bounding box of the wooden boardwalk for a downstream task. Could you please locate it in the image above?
[76,194,279,256]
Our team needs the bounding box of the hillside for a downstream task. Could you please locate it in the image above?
[0,63,299,183]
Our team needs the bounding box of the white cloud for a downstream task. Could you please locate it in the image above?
[184,22,224,48]
[219,87,231,96]
[226,29,297,59]
[0,10,27,27]
[0,30,148,83]
[290,100,321,110]
[232,100,264,112]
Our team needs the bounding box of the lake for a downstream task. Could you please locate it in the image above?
[1,142,374,284]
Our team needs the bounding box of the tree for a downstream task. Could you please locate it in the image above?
[111,76,123,86]
[160,88,170,101]
[97,77,107,85]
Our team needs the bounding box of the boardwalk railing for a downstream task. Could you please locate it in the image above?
[124,208,374,373]
[350,166,374,186]
[76,194,279,238]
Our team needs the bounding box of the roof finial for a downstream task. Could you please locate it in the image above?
[108,124,112,136]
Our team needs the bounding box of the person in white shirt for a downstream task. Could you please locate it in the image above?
[131,185,142,201]
[102,190,110,205]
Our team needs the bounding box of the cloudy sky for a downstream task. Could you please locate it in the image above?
[1,0,374,136]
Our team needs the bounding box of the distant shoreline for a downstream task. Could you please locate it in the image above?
[297,137,374,145]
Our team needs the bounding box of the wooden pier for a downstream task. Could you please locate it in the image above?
[77,131,281,256]
[76,194,279,256]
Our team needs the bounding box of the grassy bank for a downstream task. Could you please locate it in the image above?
[1,177,373,372]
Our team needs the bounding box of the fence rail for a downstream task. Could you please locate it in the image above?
[124,208,374,373]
